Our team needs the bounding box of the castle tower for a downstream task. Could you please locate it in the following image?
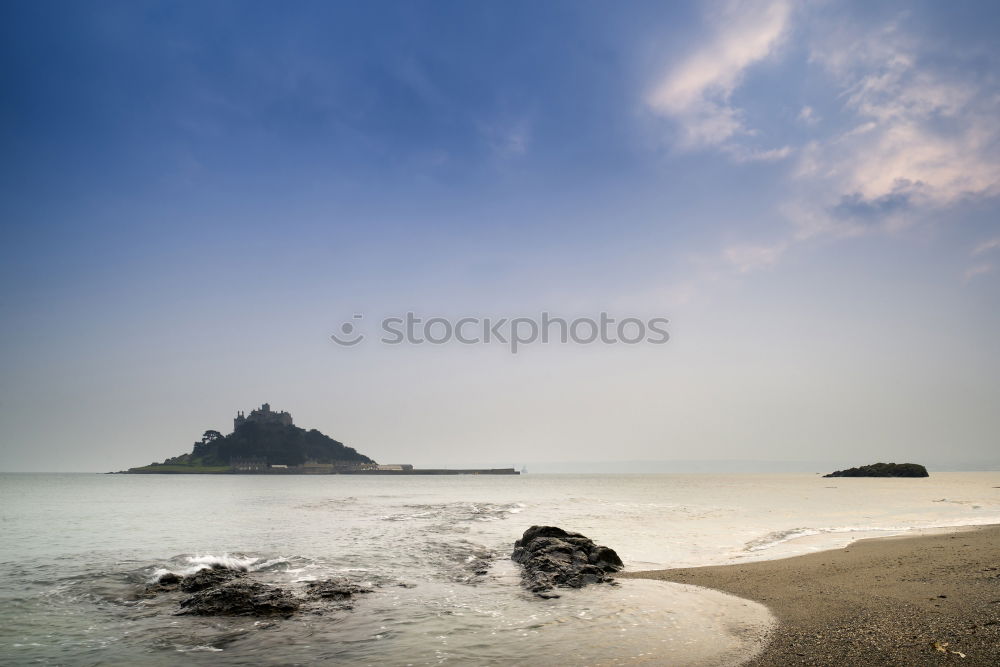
[236,403,292,428]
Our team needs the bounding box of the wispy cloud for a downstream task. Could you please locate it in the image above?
[966,239,1000,281]
[964,263,995,283]
[972,237,1000,256]
[724,145,793,163]
[803,18,1000,215]
[646,0,792,150]
[666,8,1000,283]
[797,105,819,125]
[723,240,789,273]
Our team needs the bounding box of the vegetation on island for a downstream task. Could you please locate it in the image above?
[125,420,374,473]
[823,462,929,478]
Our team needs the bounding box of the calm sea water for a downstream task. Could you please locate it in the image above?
[1,472,998,666]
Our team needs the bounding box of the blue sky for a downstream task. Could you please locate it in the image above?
[1,1,998,471]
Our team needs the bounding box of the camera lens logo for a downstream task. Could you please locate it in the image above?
[330,314,365,346]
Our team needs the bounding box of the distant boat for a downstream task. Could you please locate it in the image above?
[520,466,528,474]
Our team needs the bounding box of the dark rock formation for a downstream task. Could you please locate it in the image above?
[179,566,245,592]
[141,564,246,597]
[140,567,375,617]
[304,578,373,609]
[141,572,182,596]
[158,572,181,586]
[177,580,300,617]
[511,526,624,597]
[824,462,929,478]
[305,578,372,600]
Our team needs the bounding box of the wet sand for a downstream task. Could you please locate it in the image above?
[623,526,1000,665]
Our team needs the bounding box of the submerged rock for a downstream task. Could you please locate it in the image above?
[306,579,372,610]
[824,462,929,478]
[177,580,300,617]
[511,526,623,597]
[305,578,373,601]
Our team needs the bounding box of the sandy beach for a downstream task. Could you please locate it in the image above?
[624,526,1000,666]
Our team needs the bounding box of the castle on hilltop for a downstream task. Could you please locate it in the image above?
[234,403,293,430]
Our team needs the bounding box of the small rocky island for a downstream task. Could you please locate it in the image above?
[824,462,929,478]
[120,403,518,475]
[511,526,623,598]
[123,403,374,474]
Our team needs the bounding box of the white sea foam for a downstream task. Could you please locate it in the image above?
[149,554,291,581]
[176,645,223,653]
[742,516,1000,555]
[744,527,821,551]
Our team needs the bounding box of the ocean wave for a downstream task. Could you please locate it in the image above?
[149,554,293,582]
[744,525,929,552]
[743,527,821,551]
[743,516,1000,553]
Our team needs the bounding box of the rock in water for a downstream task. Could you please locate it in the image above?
[305,578,373,601]
[177,581,300,617]
[179,567,244,592]
[139,571,182,597]
[158,572,181,586]
[511,526,624,597]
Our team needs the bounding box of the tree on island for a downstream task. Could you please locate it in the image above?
[201,430,223,444]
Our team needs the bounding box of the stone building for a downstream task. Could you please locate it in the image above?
[233,402,294,430]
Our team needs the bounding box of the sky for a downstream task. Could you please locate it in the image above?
[1,0,998,472]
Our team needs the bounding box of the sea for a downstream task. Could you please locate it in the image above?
[1,472,999,666]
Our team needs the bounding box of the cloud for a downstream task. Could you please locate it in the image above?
[831,182,916,221]
[644,6,1000,287]
[724,145,793,163]
[741,13,998,277]
[964,263,995,283]
[972,237,1000,256]
[798,105,819,125]
[803,19,1000,214]
[646,0,792,150]
[723,240,789,273]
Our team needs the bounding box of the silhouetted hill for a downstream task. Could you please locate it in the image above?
[125,416,375,473]
[194,421,374,467]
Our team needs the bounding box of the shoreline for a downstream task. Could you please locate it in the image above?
[623,525,1000,665]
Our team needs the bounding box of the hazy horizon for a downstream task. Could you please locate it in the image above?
[2,1,999,473]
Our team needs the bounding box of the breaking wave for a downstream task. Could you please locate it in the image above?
[149,554,293,582]
[743,527,821,552]
[743,516,1000,553]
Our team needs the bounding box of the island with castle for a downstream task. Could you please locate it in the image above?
[120,403,519,475]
